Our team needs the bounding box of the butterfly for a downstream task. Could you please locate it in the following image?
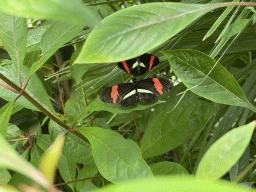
[100,78,173,107]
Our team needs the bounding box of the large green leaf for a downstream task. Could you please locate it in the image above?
[80,127,153,183]
[76,3,223,63]
[29,21,84,76]
[162,49,255,112]
[0,60,56,113]
[0,12,27,71]
[196,121,256,180]
[94,176,251,192]
[0,0,101,27]
[141,100,215,159]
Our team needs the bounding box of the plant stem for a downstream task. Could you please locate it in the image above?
[0,73,87,142]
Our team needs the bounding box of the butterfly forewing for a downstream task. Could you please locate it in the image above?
[100,83,134,104]
[137,78,173,95]
[136,78,172,103]
[140,53,159,72]
[117,58,137,75]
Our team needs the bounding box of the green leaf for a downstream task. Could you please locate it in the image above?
[8,172,34,189]
[162,49,255,112]
[151,161,189,176]
[21,148,29,161]
[0,133,51,189]
[0,12,27,71]
[69,46,91,84]
[36,133,76,189]
[203,1,239,40]
[0,183,19,191]
[36,134,52,151]
[39,134,64,184]
[26,25,50,52]
[229,147,249,182]
[65,99,85,125]
[0,0,101,27]
[141,100,215,159]
[75,66,121,93]
[0,102,13,138]
[29,21,84,76]
[222,19,250,39]
[49,120,94,164]
[87,95,166,114]
[94,176,251,192]
[0,167,11,184]
[80,127,154,183]
[30,143,44,161]
[76,3,221,63]
[0,60,56,113]
[76,164,99,191]
[196,121,256,180]
[58,155,76,190]
[6,124,22,139]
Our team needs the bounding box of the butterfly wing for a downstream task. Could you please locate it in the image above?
[100,83,138,107]
[139,53,159,72]
[118,54,159,76]
[118,58,137,74]
[137,78,173,103]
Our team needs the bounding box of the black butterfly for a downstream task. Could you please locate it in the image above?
[100,78,173,107]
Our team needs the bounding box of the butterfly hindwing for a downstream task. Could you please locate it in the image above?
[117,53,159,76]
[137,78,173,103]
[119,89,138,107]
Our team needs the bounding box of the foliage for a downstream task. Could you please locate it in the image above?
[0,0,256,191]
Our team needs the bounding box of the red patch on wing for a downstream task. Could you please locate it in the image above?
[121,61,130,73]
[111,85,118,103]
[153,78,163,94]
[148,55,155,71]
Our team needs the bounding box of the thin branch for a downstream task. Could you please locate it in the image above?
[0,82,19,93]
[0,72,88,142]
[131,111,141,141]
